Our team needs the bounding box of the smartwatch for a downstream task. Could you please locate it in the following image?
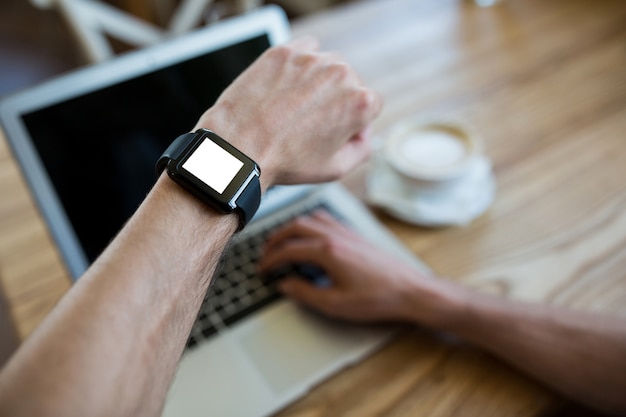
[156,128,261,230]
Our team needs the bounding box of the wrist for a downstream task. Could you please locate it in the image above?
[194,108,278,192]
[153,172,239,233]
[403,275,471,330]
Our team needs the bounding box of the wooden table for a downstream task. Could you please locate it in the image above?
[1,0,625,415]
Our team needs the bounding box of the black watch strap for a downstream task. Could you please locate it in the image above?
[156,131,196,175]
[156,130,261,230]
[234,169,262,227]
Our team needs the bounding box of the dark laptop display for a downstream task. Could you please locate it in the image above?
[20,35,269,262]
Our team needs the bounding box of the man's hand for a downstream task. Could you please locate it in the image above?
[194,37,382,189]
[261,213,626,416]
[259,211,455,324]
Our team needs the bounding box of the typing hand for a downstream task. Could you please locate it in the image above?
[259,211,447,324]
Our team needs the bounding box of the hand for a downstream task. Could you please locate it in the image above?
[259,211,454,324]
[194,37,382,189]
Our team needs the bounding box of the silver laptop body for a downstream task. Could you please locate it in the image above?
[164,182,428,417]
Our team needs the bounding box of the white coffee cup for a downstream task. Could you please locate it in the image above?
[384,121,482,189]
[368,120,495,227]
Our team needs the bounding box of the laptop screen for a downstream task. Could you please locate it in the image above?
[20,34,270,263]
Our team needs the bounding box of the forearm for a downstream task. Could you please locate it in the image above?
[0,175,237,417]
[0,38,381,416]
[414,280,626,414]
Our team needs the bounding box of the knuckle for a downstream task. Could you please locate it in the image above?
[321,237,345,259]
[327,62,351,80]
[295,52,318,68]
[291,216,311,229]
[352,89,375,113]
[267,44,292,62]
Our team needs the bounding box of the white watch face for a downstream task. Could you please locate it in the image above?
[182,138,244,194]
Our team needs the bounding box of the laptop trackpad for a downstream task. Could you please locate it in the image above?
[240,305,385,394]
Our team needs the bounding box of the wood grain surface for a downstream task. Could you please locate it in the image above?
[1,0,625,415]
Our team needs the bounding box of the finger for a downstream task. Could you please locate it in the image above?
[264,215,335,252]
[264,210,355,254]
[286,36,319,52]
[311,210,340,226]
[310,211,355,239]
[327,128,373,178]
[316,50,344,64]
[357,89,384,125]
[278,277,337,313]
[259,239,328,273]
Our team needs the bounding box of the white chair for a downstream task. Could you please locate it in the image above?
[30,0,262,63]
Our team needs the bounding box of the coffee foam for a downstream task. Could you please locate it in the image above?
[400,130,467,168]
[384,122,479,182]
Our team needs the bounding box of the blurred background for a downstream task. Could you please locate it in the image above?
[0,0,352,97]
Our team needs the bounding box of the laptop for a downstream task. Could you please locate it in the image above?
[0,6,430,416]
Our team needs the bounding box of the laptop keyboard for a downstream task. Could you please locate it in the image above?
[186,203,335,349]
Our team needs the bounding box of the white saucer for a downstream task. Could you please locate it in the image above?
[367,153,496,227]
